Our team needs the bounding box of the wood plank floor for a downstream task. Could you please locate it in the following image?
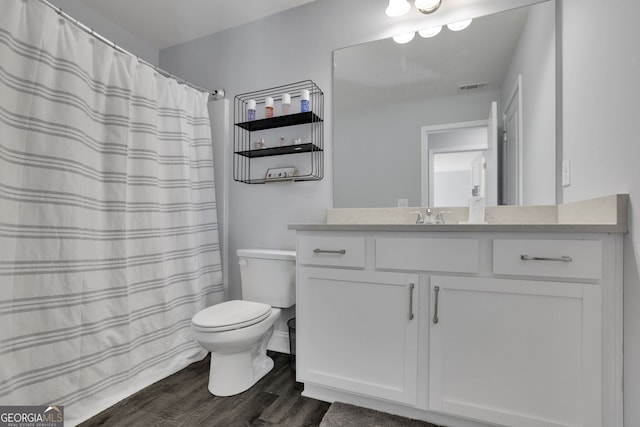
[80,352,330,427]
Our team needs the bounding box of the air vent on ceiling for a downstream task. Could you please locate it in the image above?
[458,82,489,91]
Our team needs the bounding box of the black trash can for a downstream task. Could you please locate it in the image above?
[287,318,296,370]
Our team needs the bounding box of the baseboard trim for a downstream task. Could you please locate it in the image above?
[302,383,495,427]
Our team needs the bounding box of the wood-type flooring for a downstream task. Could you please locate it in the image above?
[79,351,330,427]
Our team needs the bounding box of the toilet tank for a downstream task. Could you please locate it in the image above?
[237,249,296,308]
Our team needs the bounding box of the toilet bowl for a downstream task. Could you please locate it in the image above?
[191,249,296,396]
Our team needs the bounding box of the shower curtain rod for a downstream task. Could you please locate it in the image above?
[38,0,225,100]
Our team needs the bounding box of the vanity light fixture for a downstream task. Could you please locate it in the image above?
[447,18,473,31]
[414,0,442,14]
[385,0,411,17]
[418,25,443,38]
[386,0,442,17]
[392,31,416,44]
[392,15,471,44]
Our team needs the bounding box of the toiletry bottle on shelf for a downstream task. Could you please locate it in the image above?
[300,89,310,113]
[281,93,291,115]
[279,136,286,146]
[254,138,265,149]
[265,97,274,118]
[247,99,256,121]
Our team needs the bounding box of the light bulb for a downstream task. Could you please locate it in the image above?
[418,25,443,38]
[385,0,411,17]
[392,31,415,44]
[447,19,472,31]
[414,0,442,14]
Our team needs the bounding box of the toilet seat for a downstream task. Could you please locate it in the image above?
[192,300,271,332]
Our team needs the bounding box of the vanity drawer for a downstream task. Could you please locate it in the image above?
[375,238,479,273]
[297,235,366,268]
[493,239,602,280]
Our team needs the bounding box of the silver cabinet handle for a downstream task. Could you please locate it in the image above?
[520,255,573,262]
[408,283,415,320]
[313,248,346,255]
[433,286,440,324]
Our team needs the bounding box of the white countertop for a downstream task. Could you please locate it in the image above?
[288,223,627,233]
[302,194,629,234]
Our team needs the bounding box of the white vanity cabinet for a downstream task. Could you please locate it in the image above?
[428,275,601,427]
[296,235,420,404]
[292,227,623,427]
[428,238,609,427]
[297,267,419,405]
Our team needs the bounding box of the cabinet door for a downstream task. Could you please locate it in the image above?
[298,267,419,405]
[429,275,601,427]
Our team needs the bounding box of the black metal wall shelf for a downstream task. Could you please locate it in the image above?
[233,80,324,184]
[240,175,323,185]
[235,143,323,158]
[235,112,322,132]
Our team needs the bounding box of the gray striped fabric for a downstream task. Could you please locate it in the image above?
[0,1,223,425]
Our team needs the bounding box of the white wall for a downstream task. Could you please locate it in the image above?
[561,0,640,424]
[47,0,159,65]
[428,127,487,151]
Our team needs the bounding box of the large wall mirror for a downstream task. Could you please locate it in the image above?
[333,0,556,208]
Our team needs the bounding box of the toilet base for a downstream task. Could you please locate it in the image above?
[207,326,276,396]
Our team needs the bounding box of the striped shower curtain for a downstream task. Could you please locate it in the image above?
[0,1,224,424]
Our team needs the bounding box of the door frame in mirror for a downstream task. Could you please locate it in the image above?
[421,120,488,206]
[502,75,524,205]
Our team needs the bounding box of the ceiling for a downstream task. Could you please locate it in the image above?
[74,0,316,49]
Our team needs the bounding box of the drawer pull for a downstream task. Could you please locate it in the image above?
[433,286,440,324]
[408,283,415,321]
[313,248,347,255]
[520,255,573,262]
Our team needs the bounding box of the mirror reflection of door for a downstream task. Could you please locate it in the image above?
[432,150,487,206]
[422,119,493,207]
[486,101,498,205]
[503,75,523,205]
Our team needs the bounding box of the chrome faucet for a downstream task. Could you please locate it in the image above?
[411,209,436,224]
[410,211,424,224]
[425,208,434,224]
[435,210,452,224]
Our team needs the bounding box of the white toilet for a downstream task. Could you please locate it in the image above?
[191,248,296,396]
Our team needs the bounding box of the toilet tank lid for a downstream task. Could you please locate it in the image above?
[237,249,296,261]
